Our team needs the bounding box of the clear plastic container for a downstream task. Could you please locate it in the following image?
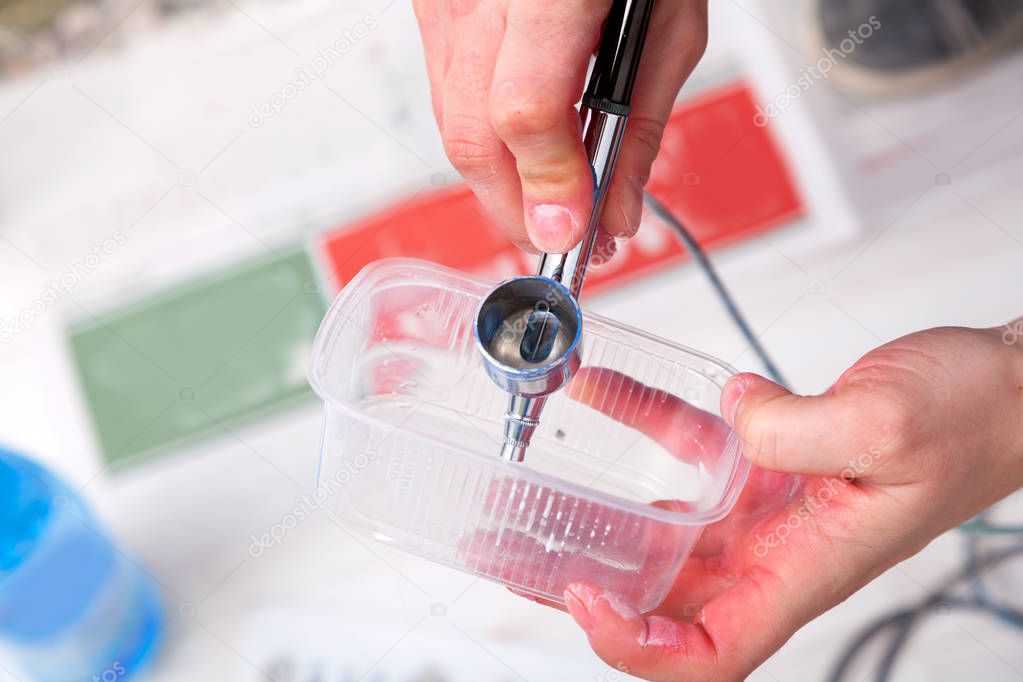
[309,259,748,612]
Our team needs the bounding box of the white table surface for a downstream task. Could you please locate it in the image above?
[1,1,1022,680]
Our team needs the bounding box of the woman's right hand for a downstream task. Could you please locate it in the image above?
[412,0,708,254]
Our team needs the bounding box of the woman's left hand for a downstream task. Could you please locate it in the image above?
[560,324,1023,681]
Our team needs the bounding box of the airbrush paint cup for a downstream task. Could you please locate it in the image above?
[474,276,582,397]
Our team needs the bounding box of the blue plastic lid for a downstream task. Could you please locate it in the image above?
[0,451,54,573]
[0,448,114,641]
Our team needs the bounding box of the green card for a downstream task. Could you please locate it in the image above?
[68,247,326,467]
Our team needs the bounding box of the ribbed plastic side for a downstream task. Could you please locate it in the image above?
[323,408,700,611]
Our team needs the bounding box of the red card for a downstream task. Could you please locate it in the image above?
[320,81,802,298]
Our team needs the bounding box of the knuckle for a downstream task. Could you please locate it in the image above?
[870,394,918,454]
[518,155,581,192]
[442,119,504,180]
[686,24,709,65]
[624,115,667,164]
[491,91,564,142]
[674,3,709,66]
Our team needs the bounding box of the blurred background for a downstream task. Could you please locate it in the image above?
[1,0,1022,680]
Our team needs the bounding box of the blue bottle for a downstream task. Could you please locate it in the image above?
[0,449,162,681]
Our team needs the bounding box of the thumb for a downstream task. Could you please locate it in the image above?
[721,373,876,476]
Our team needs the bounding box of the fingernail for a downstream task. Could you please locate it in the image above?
[620,176,645,235]
[722,375,750,427]
[527,204,576,253]
[564,583,595,631]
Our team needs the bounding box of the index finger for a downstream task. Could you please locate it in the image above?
[489,0,612,253]
[565,366,730,467]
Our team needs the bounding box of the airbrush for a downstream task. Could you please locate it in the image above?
[474,0,657,462]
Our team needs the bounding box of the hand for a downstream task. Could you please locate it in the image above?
[560,325,1023,681]
[413,0,708,253]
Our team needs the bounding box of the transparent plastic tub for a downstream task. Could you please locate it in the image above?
[309,259,748,612]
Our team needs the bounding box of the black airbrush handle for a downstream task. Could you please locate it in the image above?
[585,0,657,113]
